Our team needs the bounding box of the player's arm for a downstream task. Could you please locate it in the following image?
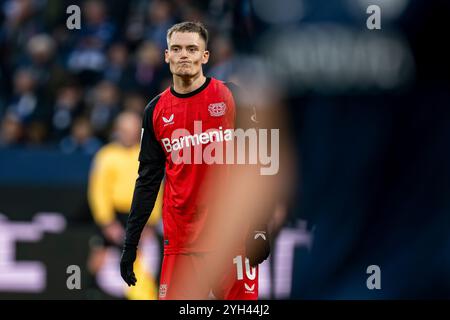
[120,95,165,286]
[225,82,272,267]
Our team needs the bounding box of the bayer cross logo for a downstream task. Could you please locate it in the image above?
[208,102,226,117]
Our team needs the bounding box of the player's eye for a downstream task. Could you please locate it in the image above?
[188,47,198,53]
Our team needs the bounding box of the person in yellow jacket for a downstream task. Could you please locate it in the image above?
[88,111,163,300]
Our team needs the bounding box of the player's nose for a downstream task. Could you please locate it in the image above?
[180,48,189,58]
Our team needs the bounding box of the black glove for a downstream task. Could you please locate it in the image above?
[120,245,137,286]
[246,226,271,267]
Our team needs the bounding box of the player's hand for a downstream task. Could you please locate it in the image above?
[120,245,137,286]
[246,226,271,267]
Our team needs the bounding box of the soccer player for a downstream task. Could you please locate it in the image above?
[120,21,270,300]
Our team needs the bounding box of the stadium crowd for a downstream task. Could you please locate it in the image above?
[0,0,242,153]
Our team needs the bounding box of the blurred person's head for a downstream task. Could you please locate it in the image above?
[13,68,37,94]
[123,92,146,114]
[94,80,120,106]
[27,34,56,65]
[71,117,94,144]
[165,21,209,79]
[56,84,82,110]
[0,113,24,146]
[113,111,142,148]
[210,36,233,65]
[6,0,36,26]
[107,42,129,67]
[137,41,162,67]
[26,121,47,145]
[83,0,107,25]
[148,0,172,25]
[179,6,204,24]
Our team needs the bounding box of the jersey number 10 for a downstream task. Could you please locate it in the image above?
[233,255,256,280]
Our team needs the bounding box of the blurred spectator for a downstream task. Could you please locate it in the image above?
[101,0,131,34]
[103,42,132,88]
[2,0,44,62]
[51,83,85,141]
[59,116,102,155]
[204,0,234,33]
[143,0,175,50]
[123,0,147,47]
[208,35,235,81]
[88,112,145,232]
[0,113,24,148]
[26,120,48,146]
[0,0,242,149]
[87,111,163,299]
[67,0,116,85]
[132,41,167,97]
[123,91,146,115]
[6,67,48,124]
[88,80,120,140]
[176,2,205,26]
[25,33,67,102]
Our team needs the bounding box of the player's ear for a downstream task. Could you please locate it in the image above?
[164,49,169,64]
[202,50,210,65]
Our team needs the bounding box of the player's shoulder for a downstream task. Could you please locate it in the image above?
[143,90,167,115]
[216,79,244,103]
[222,80,240,92]
[209,77,239,92]
[215,79,242,97]
[142,89,171,129]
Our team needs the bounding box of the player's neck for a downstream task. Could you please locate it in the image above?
[172,73,206,94]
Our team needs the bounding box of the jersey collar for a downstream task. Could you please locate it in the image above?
[170,77,211,98]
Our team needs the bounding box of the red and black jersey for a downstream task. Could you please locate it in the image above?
[125,77,243,254]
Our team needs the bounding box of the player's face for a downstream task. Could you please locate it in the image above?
[165,32,209,78]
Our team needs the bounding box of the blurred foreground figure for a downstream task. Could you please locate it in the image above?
[238,0,450,299]
[88,111,163,299]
